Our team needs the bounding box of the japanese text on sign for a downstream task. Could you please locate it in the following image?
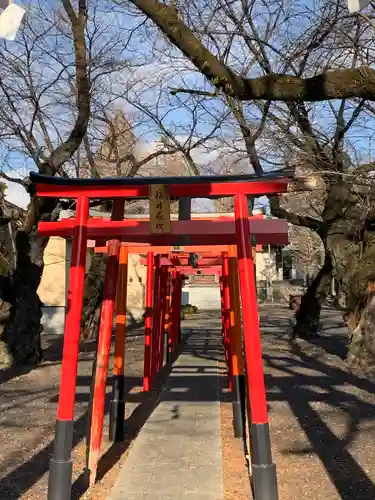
[149,184,171,234]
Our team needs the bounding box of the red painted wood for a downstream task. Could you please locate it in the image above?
[169,268,177,355]
[165,266,221,274]
[159,267,170,372]
[222,251,233,391]
[151,256,161,382]
[57,196,89,420]
[143,252,154,392]
[88,239,120,485]
[234,193,268,425]
[140,257,223,266]
[37,218,288,246]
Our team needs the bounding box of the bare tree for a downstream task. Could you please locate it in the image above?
[122,0,375,365]
[5,0,375,366]
[0,0,91,366]
[78,109,208,341]
[0,0,229,360]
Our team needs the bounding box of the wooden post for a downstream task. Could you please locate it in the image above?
[143,252,154,392]
[88,199,124,485]
[222,251,233,391]
[109,245,129,442]
[228,245,246,440]
[48,196,89,500]
[88,239,120,486]
[220,275,229,368]
[234,193,278,500]
[169,268,177,355]
[151,255,161,382]
[176,273,183,345]
[164,268,172,363]
[157,266,168,372]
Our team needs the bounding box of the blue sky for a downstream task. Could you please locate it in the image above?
[2,0,375,210]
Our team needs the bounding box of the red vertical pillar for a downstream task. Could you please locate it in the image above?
[143,252,154,392]
[170,270,178,352]
[228,245,246,440]
[175,273,183,345]
[164,268,172,363]
[88,238,120,486]
[157,266,168,372]
[48,196,89,500]
[220,275,229,371]
[109,244,128,443]
[222,251,233,391]
[151,255,161,382]
[169,268,177,355]
[234,193,278,500]
[220,275,225,338]
[156,267,165,373]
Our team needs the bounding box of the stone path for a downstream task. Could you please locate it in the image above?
[107,324,224,500]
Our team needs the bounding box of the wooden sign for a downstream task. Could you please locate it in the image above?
[149,184,171,234]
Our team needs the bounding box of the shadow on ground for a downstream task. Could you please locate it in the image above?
[2,307,374,500]
[261,306,375,500]
[0,322,145,387]
[0,318,227,499]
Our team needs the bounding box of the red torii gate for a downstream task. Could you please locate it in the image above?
[94,243,267,417]
[30,171,291,500]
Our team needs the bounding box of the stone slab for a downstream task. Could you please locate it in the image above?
[107,328,223,500]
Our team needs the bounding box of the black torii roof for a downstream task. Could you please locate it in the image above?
[29,169,292,187]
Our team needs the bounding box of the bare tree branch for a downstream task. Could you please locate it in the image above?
[269,197,322,231]
[129,0,375,102]
[226,96,263,174]
[39,0,90,175]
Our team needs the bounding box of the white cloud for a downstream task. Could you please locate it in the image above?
[4,179,29,209]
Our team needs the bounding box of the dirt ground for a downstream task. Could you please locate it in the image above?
[262,305,375,500]
[0,326,160,500]
[220,305,375,500]
[220,366,252,500]
[1,307,375,500]
[0,317,248,500]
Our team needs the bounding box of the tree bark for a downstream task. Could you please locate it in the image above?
[80,252,107,342]
[0,1,90,367]
[345,232,375,366]
[293,252,332,339]
[0,240,44,365]
[293,178,365,341]
[0,199,59,366]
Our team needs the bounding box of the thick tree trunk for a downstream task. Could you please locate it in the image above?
[292,176,375,368]
[81,252,107,342]
[0,196,60,367]
[345,232,375,366]
[293,252,332,339]
[293,178,365,342]
[347,293,375,367]
[0,230,49,366]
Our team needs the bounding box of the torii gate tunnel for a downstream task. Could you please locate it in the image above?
[30,171,291,500]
